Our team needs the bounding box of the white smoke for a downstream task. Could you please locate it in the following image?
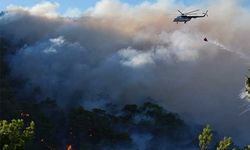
[1,0,250,145]
[6,1,60,18]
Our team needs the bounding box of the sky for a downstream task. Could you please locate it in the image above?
[2,0,250,15]
[0,0,204,13]
[0,0,151,12]
[1,0,249,15]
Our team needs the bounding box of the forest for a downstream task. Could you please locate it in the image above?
[1,36,250,150]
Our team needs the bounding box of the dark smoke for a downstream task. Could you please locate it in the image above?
[1,0,250,145]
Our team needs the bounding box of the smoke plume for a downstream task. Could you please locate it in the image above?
[1,0,250,145]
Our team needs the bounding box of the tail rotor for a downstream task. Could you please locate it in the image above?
[203,10,208,17]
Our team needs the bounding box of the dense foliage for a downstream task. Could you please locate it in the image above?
[0,119,35,150]
[199,125,213,150]
[198,125,249,150]
[216,137,232,150]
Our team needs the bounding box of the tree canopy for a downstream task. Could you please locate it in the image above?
[0,119,35,150]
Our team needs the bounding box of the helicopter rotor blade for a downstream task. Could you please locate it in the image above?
[184,9,200,15]
[178,10,184,15]
[187,13,197,15]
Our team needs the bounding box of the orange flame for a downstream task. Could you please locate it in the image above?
[67,145,72,150]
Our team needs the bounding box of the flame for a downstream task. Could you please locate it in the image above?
[67,145,72,150]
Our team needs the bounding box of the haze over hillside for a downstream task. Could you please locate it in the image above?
[1,0,250,146]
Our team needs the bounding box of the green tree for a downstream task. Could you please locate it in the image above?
[246,69,250,99]
[198,125,250,150]
[246,78,250,99]
[0,119,35,150]
[216,137,232,150]
[245,145,250,150]
[199,125,213,150]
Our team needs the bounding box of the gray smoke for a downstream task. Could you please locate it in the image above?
[1,0,250,145]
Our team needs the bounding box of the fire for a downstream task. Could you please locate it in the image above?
[67,145,72,150]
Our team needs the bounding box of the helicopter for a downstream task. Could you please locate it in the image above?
[173,9,208,24]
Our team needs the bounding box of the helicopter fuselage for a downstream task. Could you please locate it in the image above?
[173,11,208,24]
[173,16,191,23]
